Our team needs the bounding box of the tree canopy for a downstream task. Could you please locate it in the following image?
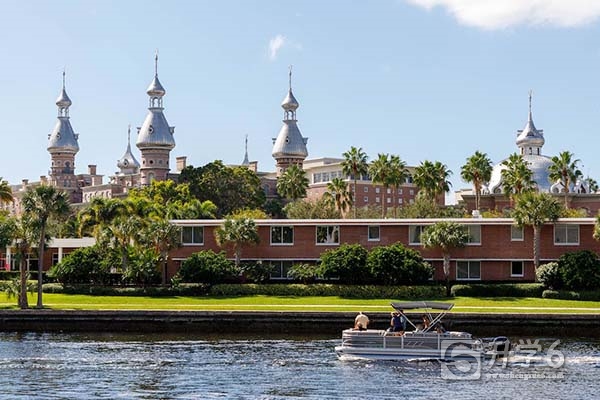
[179,160,265,217]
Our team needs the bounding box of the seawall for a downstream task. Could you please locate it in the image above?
[0,310,598,337]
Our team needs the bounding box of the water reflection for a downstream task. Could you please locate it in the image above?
[0,333,597,399]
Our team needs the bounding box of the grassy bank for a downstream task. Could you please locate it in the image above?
[1,293,599,313]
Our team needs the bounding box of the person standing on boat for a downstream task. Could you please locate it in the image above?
[354,312,369,331]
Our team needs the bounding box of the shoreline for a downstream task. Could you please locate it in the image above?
[0,310,599,337]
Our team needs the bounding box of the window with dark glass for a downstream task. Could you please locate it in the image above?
[270,226,294,245]
[316,225,340,244]
[456,260,481,280]
[368,226,380,241]
[554,224,579,244]
[182,226,204,244]
[511,261,524,277]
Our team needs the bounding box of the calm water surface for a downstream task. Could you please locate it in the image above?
[0,332,598,399]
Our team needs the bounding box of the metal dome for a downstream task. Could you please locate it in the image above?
[272,120,308,159]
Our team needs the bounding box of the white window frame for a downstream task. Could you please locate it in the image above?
[181,226,204,245]
[511,225,524,241]
[409,225,427,245]
[456,260,481,281]
[554,224,579,245]
[463,225,481,245]
[270,226,294,245]
[511,261,524,277]
[316,225,340,245]
[368,225,380,242]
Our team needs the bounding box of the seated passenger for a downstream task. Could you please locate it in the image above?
[416,314,431,332]
[354,312,369,331]
[435,323,446,334]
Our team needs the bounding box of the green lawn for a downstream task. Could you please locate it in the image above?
[0,293,599,313]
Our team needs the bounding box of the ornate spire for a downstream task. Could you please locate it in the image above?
[272,68,308,173]
[48,70,79,154]
[516,89,544,153]
[55,69,72,116]
[242,134,250,166]
[146,50,166,106]
[281,64,299,119]
[117,124,140,173]
[137,52,175,150]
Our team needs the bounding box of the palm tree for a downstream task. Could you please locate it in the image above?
[548,150,582,207]
[501,153,535,204]
[323,177,351,216]
[11,216,38,309]
[414,160,452,206]
[0,178,13,204]
[214,217,260,268]
[21,185,70,308]
[421,221,469,297]
[276,164,309,201]
[461,151,493,212]
[78,197,126,240]
[388,155,408,218]
[584,177,599,193]
[512,191,563,274]
[341,146,369,218]
[139,219,181,284]
[0,216,30,309]
[368,153,392,217]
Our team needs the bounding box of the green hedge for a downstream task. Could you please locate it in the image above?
[209,284,445,299]
[451,283,545,298]
[0,272,19,281]
[542,289,600,301]
[42,283,210,296]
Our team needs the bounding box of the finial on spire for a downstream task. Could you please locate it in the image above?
[288,65,293,91]
[127,124,131,142]
[528,89,533,114]
[245,134,248,150]
[154,49,159,77]
[62,67,66,89]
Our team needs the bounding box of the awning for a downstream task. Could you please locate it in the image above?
[391,301,454,311]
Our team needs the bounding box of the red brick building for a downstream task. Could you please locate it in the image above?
[169,217,600,283]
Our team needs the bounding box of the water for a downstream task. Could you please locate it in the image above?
[0,332,598,399]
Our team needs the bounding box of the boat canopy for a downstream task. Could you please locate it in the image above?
[391,302,454,311]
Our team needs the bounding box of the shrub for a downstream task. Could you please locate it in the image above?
[320,244,370,284]
[451,283,545,298]
[41,283,210,296]
[177,250,237,284]
[542,289,600,301]
[240,261,273,283]
[536,262,563,290]
[287,263,321,283]
[123,248,161,286]
[48,246,111,285]
[367,243,433,285]
[558,250,600,291]
[0,271,19,281]
[208,283,445,299]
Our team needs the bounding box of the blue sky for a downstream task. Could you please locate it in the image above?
[2,0,600,202]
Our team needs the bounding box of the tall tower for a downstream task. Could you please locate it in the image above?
[136,52,175,185]
[271,66,308,176]
[117,125,141,176]
[47,71,80,192]
[516,90,545,156]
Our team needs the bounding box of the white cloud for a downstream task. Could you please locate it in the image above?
[268,34,287,61]
[405,0,600,29]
